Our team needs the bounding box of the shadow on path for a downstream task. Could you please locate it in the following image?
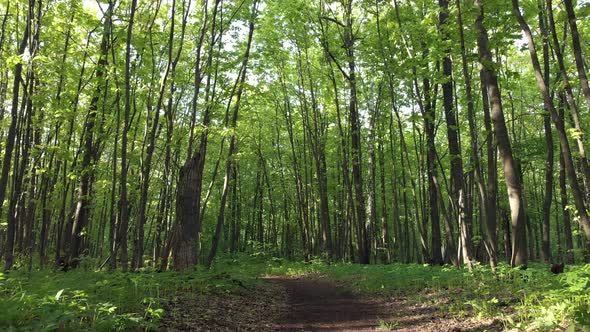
[160,274,503,331]
[266,275,502,332]
[267,276,390,331]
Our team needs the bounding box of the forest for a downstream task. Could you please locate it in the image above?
[1,0,590,330]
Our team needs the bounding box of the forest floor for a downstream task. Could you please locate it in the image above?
[160,273,503,331]
[2,257,586,331]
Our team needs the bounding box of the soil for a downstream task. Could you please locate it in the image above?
[160,274,504,331]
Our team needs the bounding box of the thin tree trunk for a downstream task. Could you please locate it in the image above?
[513,0,590,243]
[422,76,443,265]
[365,86,380,264]
[133,0,186,270]
[66,2,112,268]
[538,3,553,263]
[119,0,137,272]
[378,123,391,263]
[562,0,590,107]
[546,0,590,196]
[559,96,574,263]
[439,0,469,268]
[326,0,369,264]
[476,0,527,267]
[2,0,32,271]
[207,2,256,267]
[457,0,495,270]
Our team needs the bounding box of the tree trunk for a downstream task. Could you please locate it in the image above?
[422,76,443,265]
[457,0,494,270]
[538,3,553,263]
[342,0,369,264]
[365,87,379,263]
[476,0,527,267]
[2,0,32,271]
[546,0,590,197]
[119,0,137,272]
[562,0,590,107]
[513,0,590,244]
[172,0,221,270]
[439,0,470,268]
[67,2,113,268]
[133,0,185,270]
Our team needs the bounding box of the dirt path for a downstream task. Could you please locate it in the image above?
[160,274,503,331]
[267,275,502,332]
[267,276,393,331]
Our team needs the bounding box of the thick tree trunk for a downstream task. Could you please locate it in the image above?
[173,154,202,269]
[172,0,221,270]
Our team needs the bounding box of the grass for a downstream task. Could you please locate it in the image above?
[0,255,270,331]
[1,255,589,331]
[377,319,400,330]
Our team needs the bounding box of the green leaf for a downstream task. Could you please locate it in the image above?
[55,289,65,301]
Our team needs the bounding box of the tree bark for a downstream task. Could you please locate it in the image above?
[173,0,221,270]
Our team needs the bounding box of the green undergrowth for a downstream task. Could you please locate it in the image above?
[266,259,590,331]
[2,255,589,331]
[0,256,269,331]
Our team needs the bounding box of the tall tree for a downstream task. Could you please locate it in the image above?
[456,0,496,270]
[173,0,222,270]
[538,1,553,263]
[207,0,257,267]
[562,0,590,107]
[475,0,527,267]
[343,0,369,264]
[119,0,138,272]
[513,0,590,244]
[68,1,114,268]
[439,0,471,268]
[2,0,33,271]
[546,0,590,196]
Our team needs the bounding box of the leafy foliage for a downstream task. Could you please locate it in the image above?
[0,255,267,331]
